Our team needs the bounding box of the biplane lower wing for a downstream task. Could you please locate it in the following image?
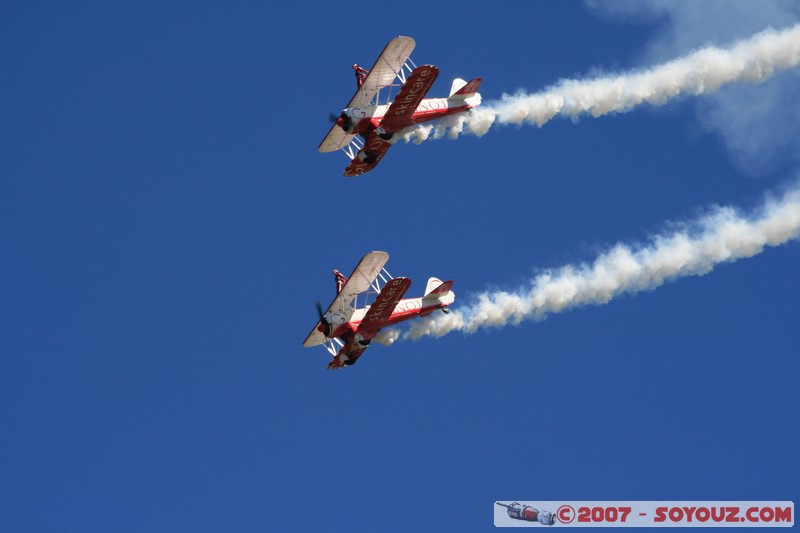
[328,342,368,370]
[302,251,389,348]
[378,65,440,133]
[343,133,393,177]
[358,277,411,331]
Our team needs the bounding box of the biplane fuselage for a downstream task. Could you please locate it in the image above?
[303,251,455,370]
[324,293,454,340]
[340,96,479,138]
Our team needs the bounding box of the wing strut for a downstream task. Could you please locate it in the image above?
[379,57,418,104]
[371,266,394,293]
[342,135,364,160]
[323,337,344,357]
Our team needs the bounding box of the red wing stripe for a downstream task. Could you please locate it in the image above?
[357,277,411,331]
[378,65,439,133]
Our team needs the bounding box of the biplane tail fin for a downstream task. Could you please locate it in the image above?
[449,78,468,97]
[423,277,454,299]
[448,77,482,100]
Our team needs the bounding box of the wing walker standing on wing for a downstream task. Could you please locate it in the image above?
[353,64,368,88]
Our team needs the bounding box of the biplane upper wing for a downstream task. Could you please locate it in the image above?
[302,251,390,347]
[348,36,416,110]
[337,250,390,300]
[318,36,416,154]
[318,123,356,154]
[378,65,440,133]
[358,277,411,331]
[301,321,330,349]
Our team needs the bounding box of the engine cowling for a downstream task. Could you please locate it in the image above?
[335,112,352,133]
[337,107,372,134]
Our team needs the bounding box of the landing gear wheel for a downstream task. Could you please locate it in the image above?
[363,153,377,164]
[378,132,393,141]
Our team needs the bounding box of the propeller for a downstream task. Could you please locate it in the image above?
[315,301,332,337]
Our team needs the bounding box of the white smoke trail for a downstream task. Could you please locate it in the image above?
[407,184,800,340]
[400,24,800,143]
[374,328,401,346]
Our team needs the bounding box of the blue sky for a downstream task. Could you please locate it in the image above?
[2,2,798,531]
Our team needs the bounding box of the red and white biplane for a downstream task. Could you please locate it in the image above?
[303,251,455,370]
[319,36,482,176]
